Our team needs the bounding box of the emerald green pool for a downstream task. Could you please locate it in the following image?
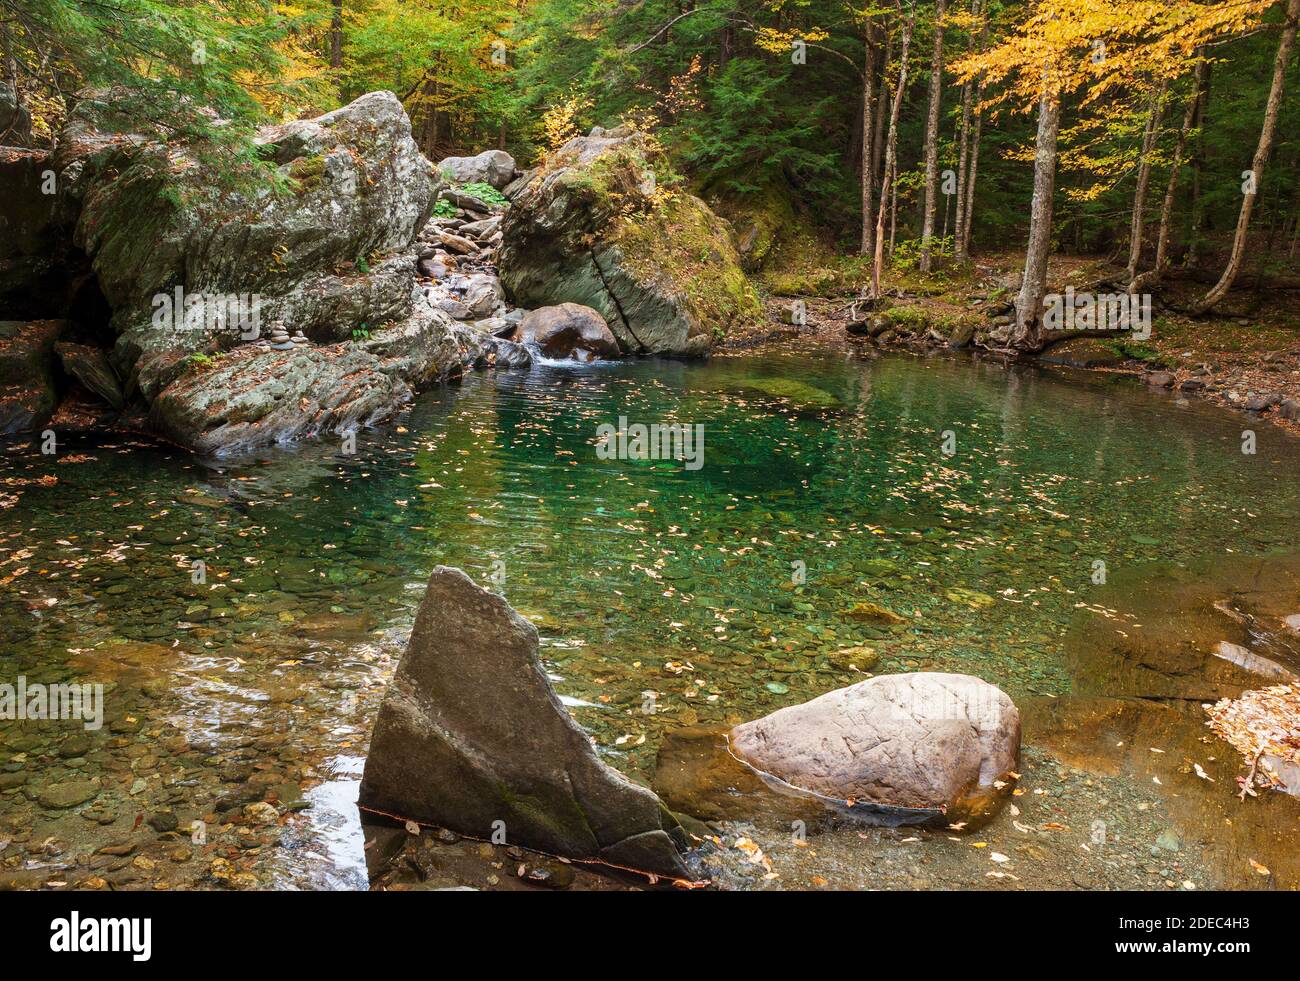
[2,343,1298,889]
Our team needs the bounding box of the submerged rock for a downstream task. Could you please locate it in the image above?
[1212,641,1296,682]
[38,779,100,809]
[656,674,1020,830]
[510,303,620,362]
[499,127,760,357]
[1067,555,1300,701]
[1025,694,1300,889]
[358,567,693,882]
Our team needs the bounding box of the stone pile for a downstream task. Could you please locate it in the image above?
[264,323,308,351]
[416,176,520,339]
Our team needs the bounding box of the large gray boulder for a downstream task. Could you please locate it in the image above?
[359,567,694,882]
[151,343,412,457]
[510,303,620,362]
[730,673,1020,817]
[436,149,517,189]
[30,90,535,453]
[499,127,760,357]
[56,90,438,400]
[151,292,530,455]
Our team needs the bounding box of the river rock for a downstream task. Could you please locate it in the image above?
[499,127,760,357]
[38,779,100,809]
[150,292,520,454]
[1212,641,1297,681]
[510,303,621,362]
[438,230,479,255]
[358,567,693,881]
[440,188,494,214]
[461,273,505,319]
[459,216,503,239]
[39,91,537,452]
[729,673,1020,816]
[436,149,517,190]
[0,319,66,433]
[56,341,123,409]
[151,339,410,455]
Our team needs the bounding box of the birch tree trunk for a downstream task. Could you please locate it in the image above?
[954,76,973,258]
[958,0,985,262]
[1190,0,1300,315]
[872,32,892,185]
[872,10,913,299]
[1126,80,1166,281]
[918,0,947,273]
[1010,90,1062,351]
[1186,59,1211,268]
[1130,61,1204,294]
[859,19,878,256]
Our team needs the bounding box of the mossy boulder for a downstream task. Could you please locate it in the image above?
[56,90,438,400]
[704,181,799,272]
[499,127,760,357]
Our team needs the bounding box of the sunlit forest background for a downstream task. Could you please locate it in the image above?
[4,1,1299,274]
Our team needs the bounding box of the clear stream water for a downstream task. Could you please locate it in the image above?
[2,342,1299,890]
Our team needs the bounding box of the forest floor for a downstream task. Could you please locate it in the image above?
[743,250,1300,438]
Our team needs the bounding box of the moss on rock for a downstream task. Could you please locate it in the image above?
[500,129,760,355]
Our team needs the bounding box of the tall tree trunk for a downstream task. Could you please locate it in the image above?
[889,154,899,256]
[1010,89,1062,350]
[1126,80,1166,280]
[958,3,986,260]
[1186,59,1211,268]
[1130,61,1204,294]
[918,0,947,273]
[872,31,892,186]
[1190,0,1299,314]
[859,18,878,256]
[329,0,344,70]
[872,11,913,299]
[954,76,973,257]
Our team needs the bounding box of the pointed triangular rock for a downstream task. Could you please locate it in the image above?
[358,566,693,882]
